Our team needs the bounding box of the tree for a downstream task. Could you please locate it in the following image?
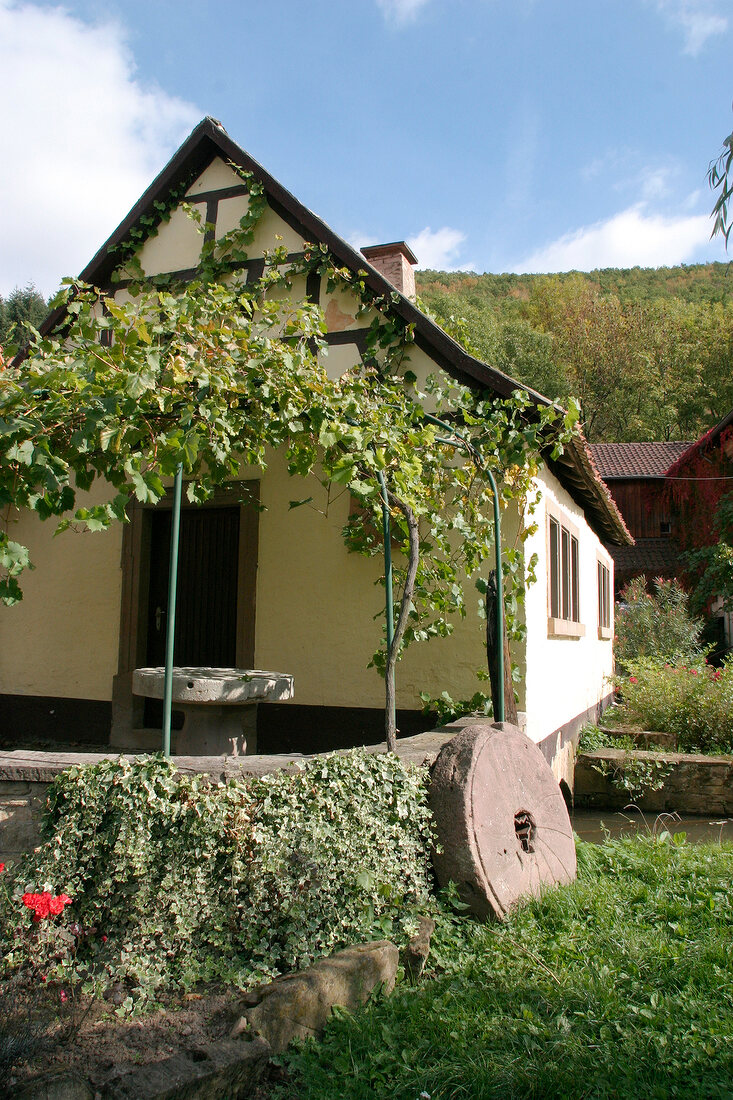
[0,284,48,349]
[417,266,733,443]
[684,493,733,616]
[614,575,704,675]
[709,126,733,248]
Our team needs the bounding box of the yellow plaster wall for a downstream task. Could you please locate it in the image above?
[0,455,499,712]
[129,157,384,356]
[137,203,206,276]
[0,484,123,701]
[253,448,494,710]
[397,345,454,416]
[319,342,363,380]
[186,158,243,195]
[316,286,362,332]
[220,200,306,257]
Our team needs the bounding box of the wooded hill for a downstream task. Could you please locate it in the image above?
[3,266,732,445]
[416,262,733,443]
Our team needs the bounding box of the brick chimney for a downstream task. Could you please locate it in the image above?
[361,241,418,301]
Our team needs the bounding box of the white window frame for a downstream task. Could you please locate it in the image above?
[547,511,585,638]
[597,559,612,640]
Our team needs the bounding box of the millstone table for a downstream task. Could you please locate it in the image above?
[132,667,294,756]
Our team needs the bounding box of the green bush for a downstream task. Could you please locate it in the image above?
[614,576,705,675]
[0,752,435,999]
[577,724,672,797]
[616,657,733,753]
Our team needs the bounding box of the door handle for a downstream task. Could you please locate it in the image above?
[155,606,165,631]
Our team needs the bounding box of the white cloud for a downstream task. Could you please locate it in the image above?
[652,0,728,55]
[407,226,468,270]
[639,167,674,201]
[582,149,681,202]
[0,1,198,298]
[515,204,712,273]
[376,0,431,26]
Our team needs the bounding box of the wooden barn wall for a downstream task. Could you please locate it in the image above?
[607,480,673,540]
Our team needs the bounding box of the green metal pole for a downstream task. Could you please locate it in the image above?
[485,467,505,723]
[162,463,183,757]
[423,413,505,723]
[376,469,396,735]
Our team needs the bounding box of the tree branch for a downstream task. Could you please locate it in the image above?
[384,489,419,752]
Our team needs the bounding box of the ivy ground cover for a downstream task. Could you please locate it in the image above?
[0,752,435,1005]
[283,835,733,1100]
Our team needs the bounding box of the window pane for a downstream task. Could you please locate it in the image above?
[561,528,570,620]
[550,518,560,618]
[571,536,579,622]
[598,562,610,629]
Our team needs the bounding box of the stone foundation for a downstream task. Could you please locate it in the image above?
[0,726,460,865]
[0,779,47,864]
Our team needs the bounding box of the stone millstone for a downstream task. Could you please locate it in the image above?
[430,722,576,919]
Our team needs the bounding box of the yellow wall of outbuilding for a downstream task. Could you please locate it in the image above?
[1,483,123,700]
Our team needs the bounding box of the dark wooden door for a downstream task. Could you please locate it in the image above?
[145,506,241,725]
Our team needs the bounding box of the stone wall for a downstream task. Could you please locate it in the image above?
[0,725,461,865]
[0,779,47,864]
[575,748,733,815]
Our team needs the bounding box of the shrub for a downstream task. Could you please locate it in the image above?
[616,657,733,754]
[0,752,435,1000]
[614,576,705,675]
[577,724,673,797]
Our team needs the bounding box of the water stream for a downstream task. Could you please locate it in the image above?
[571,809,733,845]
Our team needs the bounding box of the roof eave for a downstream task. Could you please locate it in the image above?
[28,116,630,545]
[668,407,733,473]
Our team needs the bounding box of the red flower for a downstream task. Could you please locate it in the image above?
[629,676,638,684]
[0,863,5,873]
[22,891,72,922]
[101,935,108,943]
[48,894,72,916]
[691,669,698,676]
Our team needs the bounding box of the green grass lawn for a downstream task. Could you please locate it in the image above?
[282,835,733,1100]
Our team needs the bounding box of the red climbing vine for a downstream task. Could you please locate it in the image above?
[664,425,733,551]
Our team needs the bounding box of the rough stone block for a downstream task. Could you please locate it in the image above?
[101,1036,270,1099]
[237,940,399,1054]
[14,1071,95,1099]
[0,783,45,864]
[575,749,733,815]
[401,915,435,982]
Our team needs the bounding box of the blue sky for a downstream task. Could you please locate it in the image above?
[1,0,731,296]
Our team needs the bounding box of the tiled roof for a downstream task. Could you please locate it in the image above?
[23,116,633,549]
[610,537,682,585]
[590,442,692,479]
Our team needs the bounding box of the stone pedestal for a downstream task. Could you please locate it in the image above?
[132,667,294,756]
